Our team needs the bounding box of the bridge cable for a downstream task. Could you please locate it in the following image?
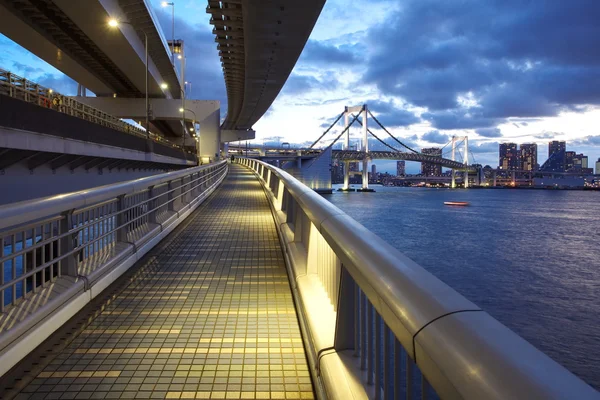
[350,114,405,153]
[309,108,364,164]
[308,111,345,149]
[367,109,419,153]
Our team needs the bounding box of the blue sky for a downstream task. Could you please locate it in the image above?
[2,0,600,174]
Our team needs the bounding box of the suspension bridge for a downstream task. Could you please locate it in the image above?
[230,104,479,191]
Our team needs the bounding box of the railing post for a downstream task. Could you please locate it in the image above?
[334,266,356,351]
[167,180,175,212]
[148,185,157,224]
[59,210,78,276]
[116,194,128,243]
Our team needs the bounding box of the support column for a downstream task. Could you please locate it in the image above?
[451,136,456,189]
[361,106,369,190]
[464,136,469,189]
[493,171,497,187]
[343,108,350,190]
[199,109,221,164]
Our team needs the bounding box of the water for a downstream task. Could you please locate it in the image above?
[325,185,600,390]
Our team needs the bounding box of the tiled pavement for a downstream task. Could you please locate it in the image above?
[6,165,313,400]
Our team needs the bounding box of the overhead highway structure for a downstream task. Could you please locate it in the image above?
[207,0,326,132]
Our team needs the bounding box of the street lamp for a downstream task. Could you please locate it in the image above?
[161,2,175,65]
[179,107,197,148]
[108,18,151,151]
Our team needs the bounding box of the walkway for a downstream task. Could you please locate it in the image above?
[3,165,313,400]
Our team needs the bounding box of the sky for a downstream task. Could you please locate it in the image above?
[2,0,600,174]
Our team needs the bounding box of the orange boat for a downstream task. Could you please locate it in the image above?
[444,201,470,206]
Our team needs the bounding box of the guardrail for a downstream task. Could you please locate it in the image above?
[238,158,598,400]
[0,160,228,375]
[0,68,183,151]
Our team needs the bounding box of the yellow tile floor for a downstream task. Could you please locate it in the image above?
[8,165,313,400]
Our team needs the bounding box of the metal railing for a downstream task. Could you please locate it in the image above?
[239,158,599,400]
[0,161,228,312]
[0,68,181,150]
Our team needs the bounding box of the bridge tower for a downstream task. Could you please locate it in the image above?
[451,136,469,188]
[341,105,371,191]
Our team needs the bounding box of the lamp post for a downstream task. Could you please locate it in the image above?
[108,18,151,152]
[179,107,197,147]
[161,2,175,65]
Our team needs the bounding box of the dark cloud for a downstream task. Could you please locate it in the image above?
[11,61,44,76]
[36,73,78,95]
[534,132,559,140]
[422,130,450,144]
[364,0,600,129]
[365,99,420,127]
[421,109,498,130]
[300,40,359,65]
[281,74,322,95]
[578,135,600,146]
[154,9,226,109]
[476,128,502,138]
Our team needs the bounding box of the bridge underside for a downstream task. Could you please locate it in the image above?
[0,165,313,399]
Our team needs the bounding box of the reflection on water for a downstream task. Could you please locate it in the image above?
[325,185,600,389]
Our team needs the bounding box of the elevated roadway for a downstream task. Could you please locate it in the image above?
[208,0,325,133]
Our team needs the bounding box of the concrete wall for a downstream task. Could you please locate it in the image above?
[282,148,332,193]
[0,162,164,205]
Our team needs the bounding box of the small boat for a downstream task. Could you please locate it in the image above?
[444,201,470,206]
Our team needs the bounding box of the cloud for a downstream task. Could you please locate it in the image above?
[476,128,502,138]
[36,73,78,95]
[154,8,226,109]
[363,0,600,130]
[281,74,322,95]
[300,40,359,65]
[470,141,500,153]
[11,61,44,76]
[366,99,420,127]
[421,130,450,144]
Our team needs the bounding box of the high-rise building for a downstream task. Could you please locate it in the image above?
[519,143,537,171]
[547,141,566,171]
[573,154,588,170]
[371,164,377,176]
[499,143,519,170]
[396,161,405,177]
[596,158,600,175]
[565,151,576,171]
[421,148,442,176]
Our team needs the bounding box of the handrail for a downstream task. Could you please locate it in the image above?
[0,68,187,152]
[0,160,227,313]
[238,157,598,400]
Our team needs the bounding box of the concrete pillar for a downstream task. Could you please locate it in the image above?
[199,109,220,164]
[493,171,497,187]
[451,136,456,189]
[342,108,350,190]
[361,106,368,190]
[464,137,469,189]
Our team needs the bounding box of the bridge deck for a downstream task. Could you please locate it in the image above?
[3,165,313,400]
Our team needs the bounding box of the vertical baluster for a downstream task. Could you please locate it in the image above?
[32,227,37,294]
[375,313,382,399]
[394,338,402,400]
[421,375,430,400]
[1,235,4,312]
[361,291,367,370]
[384,325,392,400]
[41,224,47,287]
[354,285,360,357]
[11,234,16,305]
[406,352,415,400]
[367,301,374,384]
[21,230,27,300]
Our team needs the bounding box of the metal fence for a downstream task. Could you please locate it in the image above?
[239,157,598,400]
[0,68,181,150]
[0,161,228,313]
